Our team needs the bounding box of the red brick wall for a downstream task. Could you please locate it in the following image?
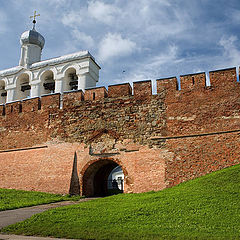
[0,141,166,195]
[0,67,239,195]
[180,72,206,91]
[164,132,240,187]
[63,90,84,109]
[84,87,108,101]
[209,67,237,89]
[108,83,132,98]
[133,80,152,99]
[0,144,75,194]
[160,67,240,188]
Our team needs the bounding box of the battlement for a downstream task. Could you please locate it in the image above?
[209,67,237,88]
[180,72,206,90]
[0,66,240,117]
[108,83,132,98]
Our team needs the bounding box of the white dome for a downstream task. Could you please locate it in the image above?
[20,29,45,49]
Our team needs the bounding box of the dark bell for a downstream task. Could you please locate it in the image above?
[33,20,36,24]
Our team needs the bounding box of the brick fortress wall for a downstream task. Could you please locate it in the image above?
[0,67,239,195]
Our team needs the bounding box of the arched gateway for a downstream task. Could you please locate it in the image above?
[81,159,125,197]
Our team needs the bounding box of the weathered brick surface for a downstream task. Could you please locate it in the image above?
[22,97,40,112]
[161,67,240,188]
[63,90,84,109]
[209,67,236,88]
[0,104,5,116]
[180,72,206,91]
[163,132,240,187]
[133,80,152,99]
[5,101,21,116]
[84,87,108,101]
[41,93,60,111]
[0,67,240,195]
[157,77,178,93]
[108,83,132,98]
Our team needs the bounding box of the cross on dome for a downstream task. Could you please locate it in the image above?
[30,11,40,30]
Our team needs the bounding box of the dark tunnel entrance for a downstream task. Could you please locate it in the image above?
[82,159,124,197]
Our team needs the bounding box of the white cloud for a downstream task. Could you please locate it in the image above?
[98,33,136,62]
[218,35,240,67]
[112,44,181,85]
[144,45,180,70]
[2,0,240,88]
[227,9,240,23]
[71,29,94,48]
[105,44,181,93]
[88,1,119,25]
[62,11,84,28]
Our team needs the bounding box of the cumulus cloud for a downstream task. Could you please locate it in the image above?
[88,1,119,25]
[110,44,180,85]
[62,10,84,28]
[98,33,137,62]
[1,0,240,87]
[144,45,180,70]
[218,35,240,67]
[71,29,94,48]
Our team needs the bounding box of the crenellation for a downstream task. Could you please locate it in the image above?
[22,97,40,112]
[63,90,84,109]
[133,80,152,99]
[108,83,132,98]
[5,101,22,116]
[180,72,206,91]
[41,93,60,111]
[156,77,178,94]
[0,67,239,117]
[84,86,108,101]
[209,67,237,88]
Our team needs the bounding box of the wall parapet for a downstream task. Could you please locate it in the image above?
[108,83,132,98]
[0,65,239,117]
[209,67,237,88]
[180,72,206,90]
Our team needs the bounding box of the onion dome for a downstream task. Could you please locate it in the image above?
[20,29,45,49]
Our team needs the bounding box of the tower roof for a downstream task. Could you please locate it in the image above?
[20,29,45,49]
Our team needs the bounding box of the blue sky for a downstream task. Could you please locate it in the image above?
[0,0,240,89]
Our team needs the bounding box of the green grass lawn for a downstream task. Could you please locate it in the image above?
[2,164,240,240]
[0,189,81,211]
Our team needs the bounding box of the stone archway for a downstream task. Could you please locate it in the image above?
[82,159,125,197]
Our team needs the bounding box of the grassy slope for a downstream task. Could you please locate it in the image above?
[0,189,81,211]
[2,164,240,240]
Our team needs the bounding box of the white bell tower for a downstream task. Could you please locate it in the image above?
[19,11,45,68]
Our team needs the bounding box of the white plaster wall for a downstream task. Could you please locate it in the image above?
[19,44,42,67]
